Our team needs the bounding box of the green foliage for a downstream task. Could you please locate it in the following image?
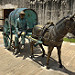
[63,38,75,43]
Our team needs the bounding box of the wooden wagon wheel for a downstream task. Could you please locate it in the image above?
[3,18,11,49]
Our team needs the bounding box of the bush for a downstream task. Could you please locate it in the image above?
[63,38,75,43]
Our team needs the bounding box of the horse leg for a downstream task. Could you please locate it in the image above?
[30,41,34,58]
[57,45,63,68]
[39,44,45,57]
[46,46,54,69]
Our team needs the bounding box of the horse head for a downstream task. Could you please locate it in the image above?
[64,14,75,32]
[70,21,75,36]
[67,14,75,36]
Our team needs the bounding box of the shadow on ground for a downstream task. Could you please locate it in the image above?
[6,43,75,75]
[30,55,75,75]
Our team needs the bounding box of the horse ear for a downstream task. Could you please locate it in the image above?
[70,18,74,21]
[70,13,75,19]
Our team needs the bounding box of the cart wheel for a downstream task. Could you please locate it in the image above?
[3,18,11,50]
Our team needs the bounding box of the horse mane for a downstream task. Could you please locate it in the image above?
[56,15,69,25]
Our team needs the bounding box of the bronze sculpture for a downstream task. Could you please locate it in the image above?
[30,14,75,69]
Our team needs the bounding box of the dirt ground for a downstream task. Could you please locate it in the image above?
[0,31,75,75]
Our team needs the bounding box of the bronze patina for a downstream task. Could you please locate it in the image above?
[30,14,75,69]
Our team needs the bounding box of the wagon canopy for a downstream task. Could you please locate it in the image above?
[9,8,38,29]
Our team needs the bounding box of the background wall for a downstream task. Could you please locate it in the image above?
[0,0,30,8]
[30,0,75,24]
[0,0,75,24]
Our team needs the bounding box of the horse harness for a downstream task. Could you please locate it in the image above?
[36,23,55,41]
[42,23,54,36]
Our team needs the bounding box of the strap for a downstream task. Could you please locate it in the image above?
[42,23,54,37]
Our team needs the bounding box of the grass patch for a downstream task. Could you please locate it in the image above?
[63,38,75,43]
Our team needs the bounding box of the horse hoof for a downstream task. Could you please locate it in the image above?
[13,49,19,55]
[59,64,63,68]
[13,51,19,55]
[31,55,34,58]
[46,66,50,69]
[6,46,11,50]
[42,54,44,57]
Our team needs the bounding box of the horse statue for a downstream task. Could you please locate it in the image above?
[30,14,75,69]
